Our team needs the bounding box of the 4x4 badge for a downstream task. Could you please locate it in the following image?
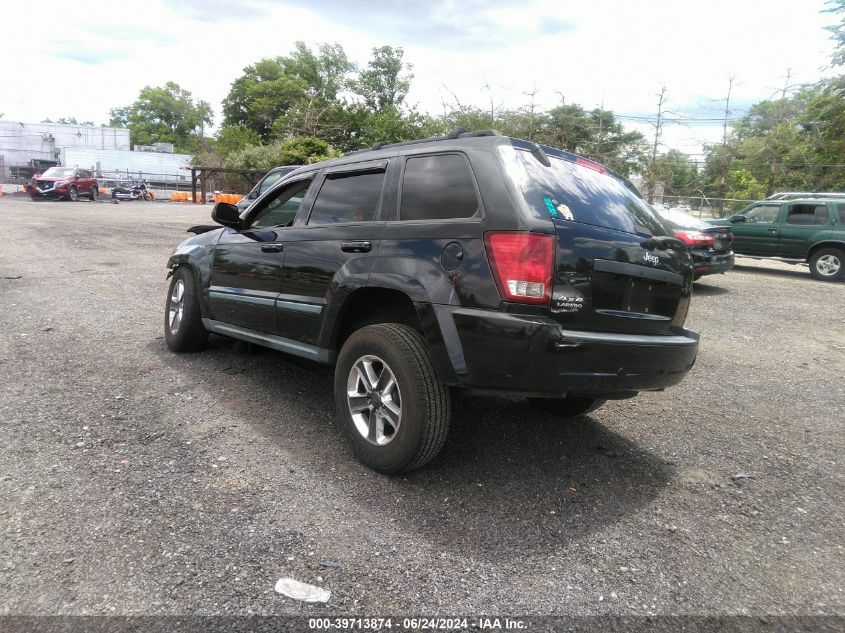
[643,252,659,265]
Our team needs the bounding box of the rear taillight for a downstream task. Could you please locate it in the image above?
[484,232,554,305]
[675,230,716,247]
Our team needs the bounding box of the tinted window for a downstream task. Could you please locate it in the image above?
[250,179,311,229]
[513,149,667,236]
[786,203,828,225]
[259,170,283,195]
[400,154,478,221]
[308,171,385,225]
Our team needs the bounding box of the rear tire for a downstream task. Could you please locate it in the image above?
[164,267,208,352]
[334,323,451,473]
[809,247,845,282]
[90,186,99,201]
[528,396,606,417]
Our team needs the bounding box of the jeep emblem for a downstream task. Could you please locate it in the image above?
[643,252,659,265]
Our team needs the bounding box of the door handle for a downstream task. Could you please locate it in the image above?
[768,228,778,234]
[260,243,284,253]
[341,241,371,253]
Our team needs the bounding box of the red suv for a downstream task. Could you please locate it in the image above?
[26,167,99,201]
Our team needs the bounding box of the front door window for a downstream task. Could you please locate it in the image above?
[744,204,780,223]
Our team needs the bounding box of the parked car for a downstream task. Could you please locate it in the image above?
[708,193,845,282]
[163,130,699,473]
[25,167,98,201]
[236,166,299,213]
[655,207,734,280]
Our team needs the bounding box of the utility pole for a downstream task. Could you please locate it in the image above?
[523,85,539,141]
[482,79,496,127]
[594,100,605,163]
[646,86,667,204]
[717,76,735,214]
[554,91,566,149]
[767,68,795,196]
[780,67,793,102]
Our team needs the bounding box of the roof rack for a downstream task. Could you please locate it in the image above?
[766,191,845,200]
[344,129,502,155]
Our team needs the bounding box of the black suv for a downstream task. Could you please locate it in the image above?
[164,131,699,473]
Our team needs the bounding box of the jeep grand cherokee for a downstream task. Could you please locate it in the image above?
[163,130,699,473]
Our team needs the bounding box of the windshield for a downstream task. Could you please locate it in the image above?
[41,167,75,178]
[507,147,668,237]
[655,207,712,231]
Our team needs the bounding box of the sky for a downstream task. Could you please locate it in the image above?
[1,0,839,159]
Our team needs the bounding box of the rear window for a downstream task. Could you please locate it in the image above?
[399,154,478,221]
[509,148,668,237]
[786,203,828,225]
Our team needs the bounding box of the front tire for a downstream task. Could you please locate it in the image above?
[90,186,99,201]
[164,267,208,352]
[68,186,78,201]
[528,396,606,417]
[809,248,845,282]
[334,324,451,473]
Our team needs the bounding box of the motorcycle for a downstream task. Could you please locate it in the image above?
[111,180,152,201]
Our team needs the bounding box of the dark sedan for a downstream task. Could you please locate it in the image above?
[656,207,735,279]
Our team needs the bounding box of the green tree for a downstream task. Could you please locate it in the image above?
[223,136,339,172]
[353,46,412,113]
[215,124,262,156]
[826,0,845,67]
[109,82,212,152]
[223,42,355,140]
[654,149,700,197]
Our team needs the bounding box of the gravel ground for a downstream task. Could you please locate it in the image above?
[0,197,843,618]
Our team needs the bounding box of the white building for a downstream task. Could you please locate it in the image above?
[0,121,130,175]
[0,120,192,183]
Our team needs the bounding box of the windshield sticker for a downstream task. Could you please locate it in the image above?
[543,195,574,221]
[556,202,574,221]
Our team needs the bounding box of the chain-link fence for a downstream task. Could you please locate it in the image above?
[1,163,260,201]
[657,195,756,219]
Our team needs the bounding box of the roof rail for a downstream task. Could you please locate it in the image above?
[358,128,503,153]
[766,191,845,200]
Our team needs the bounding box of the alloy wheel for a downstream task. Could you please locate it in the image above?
[816,254,841,277]
[346,354,402,446]
[168,279,185,335]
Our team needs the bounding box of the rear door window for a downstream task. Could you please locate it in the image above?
[510,148,667,236]
[399,154,479,221]
[786,203,828,225]
[308,170,386,225]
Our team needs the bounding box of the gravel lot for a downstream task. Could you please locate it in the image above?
[0,197,843,619]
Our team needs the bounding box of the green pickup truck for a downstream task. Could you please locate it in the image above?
[708,193,845,282]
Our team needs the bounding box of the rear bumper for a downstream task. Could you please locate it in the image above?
[434,306,699,396]
[690,250,735,276]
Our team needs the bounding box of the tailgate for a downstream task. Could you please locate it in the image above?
[549,221,694,335]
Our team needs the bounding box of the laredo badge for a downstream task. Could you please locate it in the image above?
[551,294,585,313]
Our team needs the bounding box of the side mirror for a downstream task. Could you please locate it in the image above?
[729,214,746,223]
[212,202,242,229]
